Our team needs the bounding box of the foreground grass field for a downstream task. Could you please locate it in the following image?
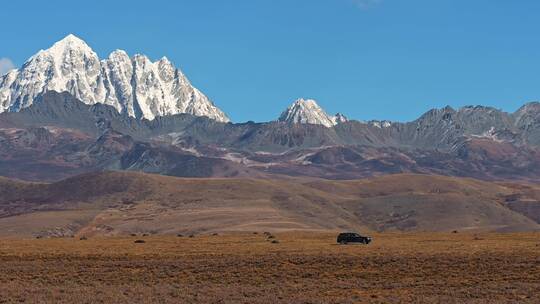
[0,233,539,303]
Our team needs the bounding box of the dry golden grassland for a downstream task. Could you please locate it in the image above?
[0,232,539,303]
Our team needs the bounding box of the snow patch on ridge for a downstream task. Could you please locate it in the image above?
[470,126,505,143]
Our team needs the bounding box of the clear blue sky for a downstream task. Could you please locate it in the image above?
[1,0,540,122]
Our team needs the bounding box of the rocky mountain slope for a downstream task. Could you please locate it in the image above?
[0,34,229,122]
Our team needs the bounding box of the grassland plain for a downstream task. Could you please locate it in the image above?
[0,232,539,303]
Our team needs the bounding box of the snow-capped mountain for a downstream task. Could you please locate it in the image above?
[278,98,345,127]
[0,34,229,122]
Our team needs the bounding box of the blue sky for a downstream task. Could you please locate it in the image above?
[1,0,540,122]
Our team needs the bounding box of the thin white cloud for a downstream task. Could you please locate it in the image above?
[351,0,383,10]
[0,58,16,76]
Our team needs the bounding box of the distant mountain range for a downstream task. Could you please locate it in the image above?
[0,90,539,182]
[0,35,540,183]
[5,35,538,131]
[1,36,540,235]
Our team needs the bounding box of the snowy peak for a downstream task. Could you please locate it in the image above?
[1,34,103,112]
[0,34,230,122]
[32,34,96,63]
[47,34,93,53]
[278,98,338,128]
[33,34,100,74]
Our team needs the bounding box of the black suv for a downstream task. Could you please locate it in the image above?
[337,232,372,245]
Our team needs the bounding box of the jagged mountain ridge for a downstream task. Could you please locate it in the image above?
[0,34,229,122]
[2,91,540,151]
[0,91,539,183]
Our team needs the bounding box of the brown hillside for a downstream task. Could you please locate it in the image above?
[0,172,538,237]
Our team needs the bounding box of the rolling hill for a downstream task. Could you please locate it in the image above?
[0,171,538,237]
